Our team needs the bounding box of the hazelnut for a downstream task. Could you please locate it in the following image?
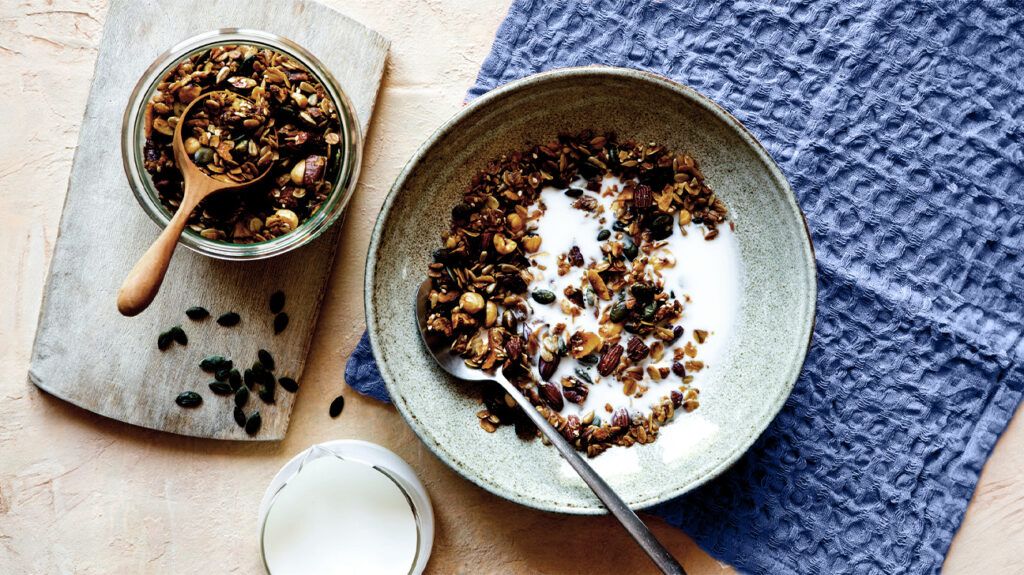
[459,292,485,314]
[522,234,542,253]
[493,234,518,255]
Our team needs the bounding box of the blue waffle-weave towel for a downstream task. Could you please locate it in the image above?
[346,1,1024,572]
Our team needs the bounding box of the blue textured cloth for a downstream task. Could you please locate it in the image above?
[346,1,1024,572]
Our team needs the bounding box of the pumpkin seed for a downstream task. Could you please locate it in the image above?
[208,381,233,395]
[233,406,246,428]
[329,395,345,418]
[532,289,556,304]
[175,391,202,408]
[259,385,275,404]
[597,229,610,241]
[245,411,262,435]
[217,312,241,327]
[269,290,285,314]
[622,238,639,260]
[564,187,585,198]
[199,356,229,373]
[257,349,275,371]
[243,368,255,388]
[574,368,594,384]
[578,353,600,366]
[279,377,298,393]
[609,301,628,323]
[214,368,231,382]
[185,306,209,320]
[273,312,289,334]
[234,386,249,407]
[228,369,242,391]
[157,331,173,351]
[169,326,187,345]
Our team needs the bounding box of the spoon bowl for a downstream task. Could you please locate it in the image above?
[414,278,686,575]
[117,90,273,316]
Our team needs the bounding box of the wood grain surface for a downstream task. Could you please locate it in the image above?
[27,0,388,440]
[2,0,1021,573]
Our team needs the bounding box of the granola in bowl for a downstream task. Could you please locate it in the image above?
[423,130,739,457]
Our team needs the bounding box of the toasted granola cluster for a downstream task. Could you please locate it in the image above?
[424,131,728,456]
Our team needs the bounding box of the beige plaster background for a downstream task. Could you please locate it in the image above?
[0,0,1021,573]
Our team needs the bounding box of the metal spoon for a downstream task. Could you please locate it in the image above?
[415,279,686,574]
[117,91,273,316]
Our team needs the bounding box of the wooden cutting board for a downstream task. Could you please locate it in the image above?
[27,0,388,440]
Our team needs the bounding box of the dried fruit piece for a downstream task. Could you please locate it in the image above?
[568,246,584,267]
[633,184,653,209]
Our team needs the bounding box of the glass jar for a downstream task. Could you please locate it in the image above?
[121,29,362,260]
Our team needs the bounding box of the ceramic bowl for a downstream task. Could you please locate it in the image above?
[366,66,816,514]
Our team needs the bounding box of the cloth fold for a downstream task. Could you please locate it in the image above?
[347,1,1024,572]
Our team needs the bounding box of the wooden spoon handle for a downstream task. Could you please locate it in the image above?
[117,198,196,316]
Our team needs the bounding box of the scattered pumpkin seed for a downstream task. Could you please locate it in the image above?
[269,290,285,314]
[175,391,202,408]
[564,187,585,198]
[157,331,173,351]
[234,386,250,408]
[532,289,556,304]
[233,406,247,428]
[259,385,275,404]
[199,355,230,373]
[597,229,611,241]
[245,411,262,435]
[217,312,241,327]
[279,377,298,393]
[169,326,187,345]
[209,381,233,395]
[243,368,255,389]
[214,368,231,382]
[329,395,345,418]
[185,306,209,320]
[257,349,275,371]
[273,312,289,334]
[228,369,242,390]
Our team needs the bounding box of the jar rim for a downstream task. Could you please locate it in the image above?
[122,28,362,261]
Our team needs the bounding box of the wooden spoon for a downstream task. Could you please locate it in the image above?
[117,91,273,317]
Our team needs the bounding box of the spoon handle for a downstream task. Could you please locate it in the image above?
[116,195,198,316]
[496,375,686,575]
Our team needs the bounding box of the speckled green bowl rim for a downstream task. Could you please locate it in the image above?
[365,65,817,514]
